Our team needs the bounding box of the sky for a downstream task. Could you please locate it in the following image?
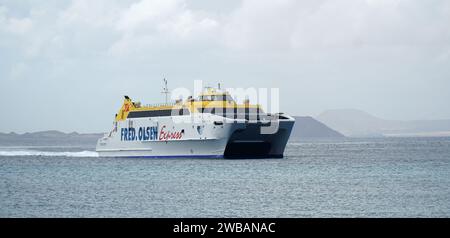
[1,0,450,133]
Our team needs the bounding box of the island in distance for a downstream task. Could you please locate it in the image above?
[290,116,345,140]
[0,117,345,146]
[0,130,103,147]
[317,109,450,137]
[3,110,449,146]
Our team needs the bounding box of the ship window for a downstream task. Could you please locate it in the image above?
[128,110,171,118]
[201,95,234,101]
[211,95,225,101]
[127,108,190,118]
[200,95,213,101]
[198,107,209,114]
[171,108,190,116]
[196,107,265,120]
[198,107,263,119]
[200,95,234,101]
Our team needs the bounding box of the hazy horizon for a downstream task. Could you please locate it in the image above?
[1,0,450,133]
[1,108,450,134]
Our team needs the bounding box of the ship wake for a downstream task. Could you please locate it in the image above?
[0,150,99,157]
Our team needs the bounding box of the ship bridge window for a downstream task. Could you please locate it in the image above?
[212,95,234,101]
[199,95,212,101]
[127,108,190,118]
[199,95,234,102]
[172,108,190,116]
[237,108,263,114]
[198,107,263,120]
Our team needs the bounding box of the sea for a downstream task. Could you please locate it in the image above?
[0,137,449,217]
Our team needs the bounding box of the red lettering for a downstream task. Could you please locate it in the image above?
[159,126,166,141]
[159,126,184,141]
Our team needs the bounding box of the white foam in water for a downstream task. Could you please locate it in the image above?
[0,150,99,157]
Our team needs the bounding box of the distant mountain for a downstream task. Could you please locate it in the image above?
[316,109,450,137]
[290,116,345,140]
[0,130,103,146]
[0,117,344,146]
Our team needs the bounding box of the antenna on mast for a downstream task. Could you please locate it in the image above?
[162,78,170,105]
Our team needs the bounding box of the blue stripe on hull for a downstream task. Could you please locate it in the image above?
[109,154,224,159]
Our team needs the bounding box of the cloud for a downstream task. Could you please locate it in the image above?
[223,0,450,50]
[1,0,450,132]
[0,6,33,34]
[8,62,28,80]
[7,0,448,59]
[59,0,121,28]
[117,0,181,31]
[110,0,218,55]
[222,0,307,50]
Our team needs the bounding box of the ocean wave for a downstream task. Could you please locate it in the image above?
[0,150,98,157]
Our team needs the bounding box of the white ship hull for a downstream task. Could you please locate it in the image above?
[96,113,294,159]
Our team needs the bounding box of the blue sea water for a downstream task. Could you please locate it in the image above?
[0,137,449,217]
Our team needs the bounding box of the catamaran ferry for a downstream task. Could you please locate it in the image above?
[96,86,295,159]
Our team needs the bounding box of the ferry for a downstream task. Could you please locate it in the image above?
[96,84,295,159]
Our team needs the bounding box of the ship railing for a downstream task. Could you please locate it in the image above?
[144,102,177,108]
